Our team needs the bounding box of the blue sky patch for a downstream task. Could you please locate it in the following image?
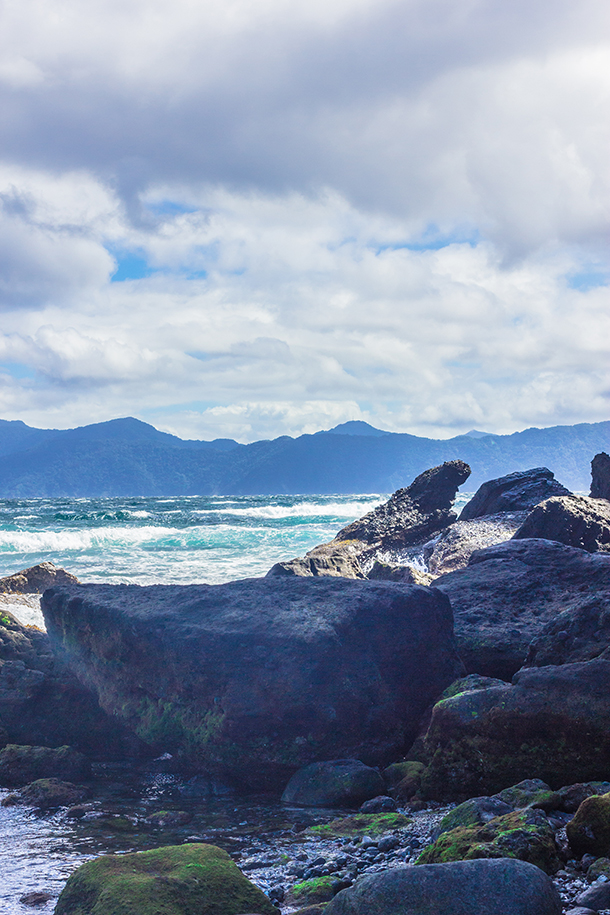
[567,270,609,291]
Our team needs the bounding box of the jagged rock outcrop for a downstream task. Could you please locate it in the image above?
[0,609,142,757]
[513,494,610,552]
[424,512,528,575]
[418,659,610,800]
[460,468,569,521]
[0,562,78,594]
[267,460,470,579]
[591,452,610,500]
[42,578,462,790]
[434,538,610,679]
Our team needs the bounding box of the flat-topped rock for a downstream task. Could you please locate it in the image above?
[460,468,569,520]
[42,578,462,790]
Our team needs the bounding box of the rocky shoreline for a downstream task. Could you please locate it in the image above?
[1,453,610,913]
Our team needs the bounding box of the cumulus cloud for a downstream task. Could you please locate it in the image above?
[0,0,607,439]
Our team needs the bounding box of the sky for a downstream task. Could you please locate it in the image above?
[0,0,608,443]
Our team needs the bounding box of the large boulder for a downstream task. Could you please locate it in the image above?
[0,744,90,786]
[0,561,78,594]
[42,578,462,790]
[0,609,142,757]
[54,843,279,915]
[514,495,610,552]
[434,538,610,678]
[424,513,527,575]
[418,659,610,800]
[268,461,470,579]
[324,859,562,915]
[281,759,385,807]
[566,793,610,857]
[524,596,610,668]
[459,468,569,520]
[591,452,610,500]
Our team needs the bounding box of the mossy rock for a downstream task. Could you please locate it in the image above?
[0,744,90,787]
[566,793,610,856]
[441,675,508,701]
[434,796,511,838]
[291,877,335,904]
[416,808,560,875]
[587,857,610,882]
[1,778,86,810]
[383,761,423,788]
[494,779,554,810]
[54,843,279,915]
[307,812,411,837]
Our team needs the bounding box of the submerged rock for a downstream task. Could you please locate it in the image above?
[54,843,278,915]
[435,538,610,678]
[324,859,562,915]
[418,659,610,800]
[42,577,462,790]
[514,494,610,552]
[459,468,569,520]
[282,759,385,808]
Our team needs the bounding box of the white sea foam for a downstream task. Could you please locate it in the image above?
[190,499,382,519]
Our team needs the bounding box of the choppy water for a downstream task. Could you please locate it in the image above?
[0,491,474,913]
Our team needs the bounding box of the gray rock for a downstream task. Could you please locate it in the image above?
[0,744,90,787]
[43,577,462,790]
[435,538,610,678]
[0,562,78,594]
[282,760,385,808]
[514,495,610,553]
[524,596,610,668]
[432,795,512,838]
[460,467,569,520]
[425,512,528,575]
[591,452,610,500]
[576,880,610,910]
[565,909,598,915]
[494,778,553,809]
[324,859,562,915]
[359,795,397,813]
[419,659,610,800]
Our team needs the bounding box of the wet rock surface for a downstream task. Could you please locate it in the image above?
[42,577,462,790]
[435,538,610,678]
[460,467,570,520]
[424,511,528,574]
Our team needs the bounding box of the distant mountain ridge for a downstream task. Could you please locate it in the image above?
[0,416,606,497]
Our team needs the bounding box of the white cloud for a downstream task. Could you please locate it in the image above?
[0,0,607,439]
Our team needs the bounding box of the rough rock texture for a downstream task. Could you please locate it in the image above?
[494,778,554,810]
[0,744,90,786]
[54,843,279,915]
[575,881,610,911]
[417,807,561,874]
[0,608,143,757]
[591,452,610,500]
[324,859,562,915]
[424,513,528,576]
[0,562,78,594]
[418,660,610,800]
[433,797,512,838]
[367,561,432,585]
[555,782,610,813]
[460,468,569,521]
[281,759,385,808]
[1,777,87,809]
[267,461,470,579]
[566,793,610,856]
[514,495,610,553]
[434,539,610,679]
[42,578,462,790]
[523,597,610,668]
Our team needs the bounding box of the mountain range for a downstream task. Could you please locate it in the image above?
[0,416,606,497]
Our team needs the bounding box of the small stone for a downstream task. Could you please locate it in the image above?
[377,835,399,852]
[19,893,53,907]
[360,836,376,848]
[359,795,397,814]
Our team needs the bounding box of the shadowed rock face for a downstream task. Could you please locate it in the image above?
[591,452,610,500]
[419,659,610,800]
[514,494,610,553]
[460,468,570,521]
[42,578,462,790]
[434,538,610,679]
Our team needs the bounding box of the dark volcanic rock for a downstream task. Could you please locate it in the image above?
[2,777,87,809]
[268,460,470,579]
[425,512,528,575]
[335,460,471,547]
[0,562,78,594]
[324,859,562,915]
[0,609,143,757]
[42,578,462,790]
[419,659,610,800]
[434,538,610,678]
[281,759,385,808]
[591,452,610,500]
[524,595,610,668]
[460,468,569,521]
[514,494,610,552]
[566,792,610,856]
[0,744,90,786]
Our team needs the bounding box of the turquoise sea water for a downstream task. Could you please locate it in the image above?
[0,492,474,586]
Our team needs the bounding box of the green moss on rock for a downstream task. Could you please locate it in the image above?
[587,857,610,882]
[291,877,335,904]
[307,812,411,837]
[416,808,560,875]
[566,793,610,856]
[54,843,279,915]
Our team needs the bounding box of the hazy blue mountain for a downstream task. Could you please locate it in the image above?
[0,416,606,496]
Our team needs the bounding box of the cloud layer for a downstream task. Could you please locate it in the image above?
[0,0,608,440]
